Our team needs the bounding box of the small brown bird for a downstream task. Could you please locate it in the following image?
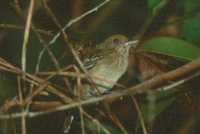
[77,34,138,98]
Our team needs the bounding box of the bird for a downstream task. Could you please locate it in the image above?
[76,34,138,98]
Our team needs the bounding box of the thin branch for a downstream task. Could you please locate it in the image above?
[82,110,111,134]
[131,95,147,134]
[21,0,35,72]
[75,66,85,134]
[33,0,110,72]
[0,58,72,103]
[37,70,126,88]
[0,57,200,119]
[49,0,110,44]
[126,59,200,94]
[39,0,104,96]
[18,77,27,134]
[0,23,53,36]
[158,70,200,92]
[36,0,110,72]
[11,0,70,89]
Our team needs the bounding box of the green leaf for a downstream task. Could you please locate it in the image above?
[182,13,200,45]
[137,37,200,61]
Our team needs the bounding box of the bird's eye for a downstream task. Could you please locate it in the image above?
[113,38,120,44]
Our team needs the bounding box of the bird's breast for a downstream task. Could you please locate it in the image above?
[88,52,129,92]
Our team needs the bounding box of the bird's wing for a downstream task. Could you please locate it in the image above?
[83,51,103,70]
[83,44,114,71]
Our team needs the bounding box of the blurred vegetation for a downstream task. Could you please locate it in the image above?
[0,0,200,134]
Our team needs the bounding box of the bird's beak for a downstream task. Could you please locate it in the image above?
[125,40,139,46]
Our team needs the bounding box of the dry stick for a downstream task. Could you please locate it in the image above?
[0,75,71,113]
[75,66,85,134]
[0,59,126,113]
[1,57,126,112]
[100,97,128,133]
[0,58,72,103]
[30,102,63,111]
[39,0,110,95]
[1,21,79,100]
[1,57,200,119]
[0,58,21,73]
[11,0,72,114]
[18,1,35,133]
[37,71,126,88]
[26,57,200,114]
[0,23,53,36]
[13,0,61,114]
[82,110,111,134]
[46,0,110,45]
[127,58,200,94]
[21,0,34,75]
[18,77,27,134]
[63,116,74,134]
[158,70,200,92]
[12,0,71,91]
[14,0,46,118]
[112,114,128,134]
[131,95,147,134]
[32,35,72,92]
[102,102,128,134]
[40,4,119,125]
[79,107,85,134]
[23,73,72,104]
[36,0,110,77]
[39,0,86,73]
[25,67,83,104]
[38,68,129,133]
